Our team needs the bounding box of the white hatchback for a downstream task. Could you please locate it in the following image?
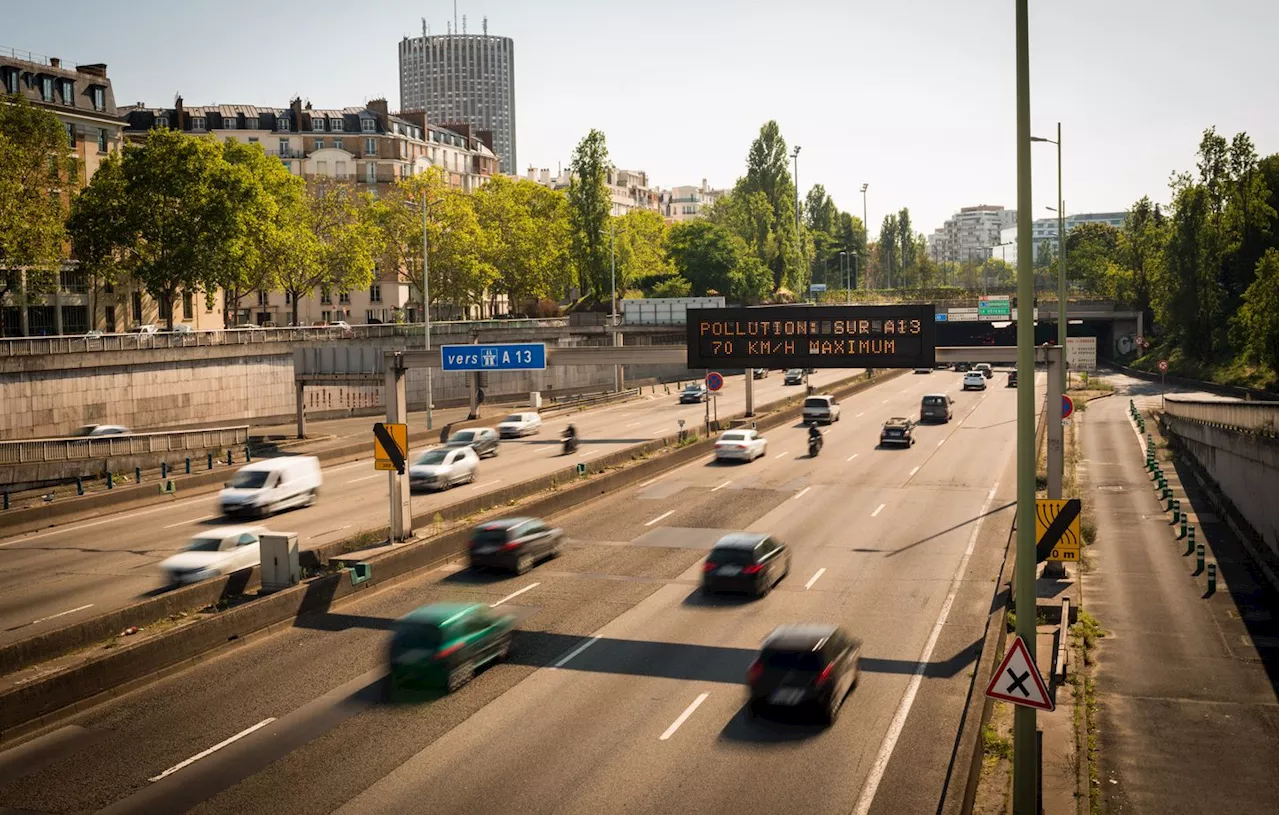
[963,371,987,391]
[497,412,542,438]
[160,526,268,585]
[408,445,480,491]
[714,429,768,462]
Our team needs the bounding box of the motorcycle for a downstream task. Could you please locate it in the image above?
[808,434,822,458]
[562,435,579,455]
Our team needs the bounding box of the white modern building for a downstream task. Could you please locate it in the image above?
[928,205,1018,264]
[659,180,728,223]
[399,21,516,174]
[524,166,662,216]
[1000,211,1130,260]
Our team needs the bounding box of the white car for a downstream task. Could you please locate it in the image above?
[409,445,480,491]
[714,429,768,462]
[802,394,842,424]
[160,526,267,585]
[963,371,987,391]
[127,324,159,335]
[497,412,542,438]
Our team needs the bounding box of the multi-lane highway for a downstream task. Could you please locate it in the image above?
[0,369,855,647]
[0,366,1042,815]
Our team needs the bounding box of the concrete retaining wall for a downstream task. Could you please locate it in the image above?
[1162,415,1278,561]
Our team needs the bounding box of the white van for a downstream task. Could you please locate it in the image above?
[219,456,322,518]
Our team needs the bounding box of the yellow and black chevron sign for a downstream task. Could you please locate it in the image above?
[1035,498,1081,562]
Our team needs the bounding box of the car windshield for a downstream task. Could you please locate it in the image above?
[708,548,755,566]
[720,432,748,442]
[787,369,802,376]
[474,526,512,544]
[804,397,830,408]
[390,623,443,651]
[450,431,476,442]
[683,385,701,392]
[923,396,947,406]
[186,536,225,552]
[415,450,450,466]
[762,647,825,671]
[229,471,270,489]
[503,415,524,423]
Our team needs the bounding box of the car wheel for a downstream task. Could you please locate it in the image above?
[516,554,534,575]
[495,639,511,661]
[447,661,475,692]
[550,537,563,558]
[756,579,771,599]
[747,699,764,718]
[306,488,319,507]
[821,693,840,726]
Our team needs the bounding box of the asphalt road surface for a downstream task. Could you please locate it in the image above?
[0,366,1043,815]
[0,369,854,647]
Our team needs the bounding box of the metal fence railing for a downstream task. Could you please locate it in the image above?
[1163,397,1278,436]
[0,426,251,466]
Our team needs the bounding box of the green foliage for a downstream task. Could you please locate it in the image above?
[472,175,574,312]
[649,275,691,298]
[666,220,769,302]
[1035,239,1054,270]
[1230,247,1278,370]
[567,129,611,301]
[612,209,673,293]
[734,121,803,292]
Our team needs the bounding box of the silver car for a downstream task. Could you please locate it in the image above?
[409,446,480,492]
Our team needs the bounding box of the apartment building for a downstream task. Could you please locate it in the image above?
[927,205,1018,265]
[998,211,1130,261]
[659,179,727,223]
[0,50,134,337]
[524,166,662,216]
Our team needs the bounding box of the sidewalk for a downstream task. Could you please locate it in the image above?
[1078,387,1277,813]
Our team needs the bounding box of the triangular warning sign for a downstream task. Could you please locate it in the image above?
[984,635,1054,711]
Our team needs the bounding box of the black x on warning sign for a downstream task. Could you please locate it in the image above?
[1035,498,1081,563]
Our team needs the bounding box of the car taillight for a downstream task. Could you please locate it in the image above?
[816,664,834,686]
[501,541,521,551]
[435,642,463,660]
[703,561,718,572]
[747,661,763,684]
[743,563,763,575]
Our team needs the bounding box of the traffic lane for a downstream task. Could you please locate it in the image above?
[0,371,861,643]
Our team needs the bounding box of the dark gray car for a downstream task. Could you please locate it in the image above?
[701,533,790,598]
[445,427,499,458]
[468,517,563,574]
[746,624,861,724]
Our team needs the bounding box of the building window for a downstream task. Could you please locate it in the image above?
[91,86,105,111]
[64,122,75,148]
[41,76,53,102]
[104,305,116,333]
[246,117,259,130]
[312,118,325,132]
[278,138,289,155]
[321,310,332,323]
[330,118,343,132]
[2,68,16,95]
[320,287,331,304]
[60,79,73,104]
[361,118,376,133]
[277,118,291,132]
[182,290,194,317]
[132,291,143,323]
[97,128,108,152]
[222,117,236,130]
[156,116,168,129]
[314,139,324,150]
[257,291,270,307]
[338,291,350,304]
[284,291,293,305]
[104,282,114,294]
[364,137,376,155]
[366,162,376,184]
[369,283,382,303]
[192,116,206,130]
[333,138,344,151]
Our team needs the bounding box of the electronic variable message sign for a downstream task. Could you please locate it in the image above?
[686,304,936,369]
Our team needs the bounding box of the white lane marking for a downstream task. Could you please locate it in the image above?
[870,503,886,517]
[711,481,732,492]
[638,476,662,488]
[793,486,812,501]
[909,466,920,477]
[660,693,710,741]
[847,453,860,462]
[644,510,675,527]
[344,473,382,484]
[161,514,218,529]
[491,582,540,607]
[857,412,865,418]
[774,452,788,459]
[33,604,94,625]
[937,439,946,446]
[0,494,215,547]
[852,481,1000,815]
[626,421,643,428]
[552,636,600,668]
[804,568,826,590]
[881,399,889,404]
[149,717,276,782]
[472,480,502,491]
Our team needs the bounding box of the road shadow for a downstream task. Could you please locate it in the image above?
[885,501,1017,557]
[441,567,515,585]
[718,703,827,743]
[681,588,759,608]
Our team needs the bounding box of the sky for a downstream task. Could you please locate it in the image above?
[6,0,1277,235]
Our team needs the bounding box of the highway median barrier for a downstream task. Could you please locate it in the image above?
[0,368,901,739]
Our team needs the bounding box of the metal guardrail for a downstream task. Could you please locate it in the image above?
[0,318,569,358]
[1163,396,1278,435]
[0,426,251,466]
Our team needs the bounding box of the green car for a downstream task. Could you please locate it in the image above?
[388,602,516,693]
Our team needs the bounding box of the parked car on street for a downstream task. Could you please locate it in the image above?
[388,602,515,693]
[159,525,268,585]
[496,412,542,438]
[409,446,480,492]
[468,517,563,573]
[802,394,842,424]
[714,429,768,462]
[880,417,916,446]
[919,394,955,423]
[127,324,159,336]
[444,427,499,458]
[746,624,861,724]
[701,533,791,598]
[84,329,104,339]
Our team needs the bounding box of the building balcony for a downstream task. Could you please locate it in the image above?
[267,149,306,159]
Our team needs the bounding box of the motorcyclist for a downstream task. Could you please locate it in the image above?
[808,421,823,453]
[562,424,578,453]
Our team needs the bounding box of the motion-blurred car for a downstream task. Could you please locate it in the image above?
[802,394,841,424]
[127,324,159,335]
[752,368,770,379]
[468,517,563,574]
[913,366,932,374]
[220,456,322,518]
[445,427,499,458]
[84,329,104,339]
[388,603,515,693]
[409,446,480,491]
[880,417,916,446]
[714,429,768,462]
[496,412,542,438]
[975,362,994,379]
[783,369,805,385]
[746,624,861,724]
[1007,370,1018,388]
[963,371,987,391]
[73,424,130,437]
[919,393,954,423]
[167,323,195,334]
[160,525,268,585]
[701,533,791,598]
[679,383,709,403]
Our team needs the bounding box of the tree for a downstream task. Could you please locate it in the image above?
[804,184,837,234]
[612,209,674,293]
[735,121,802,291]
[1229,247,1278,371]
[896,208,914,280]
[0,94,79,322]
[69,129,248,330]
[878,214,899,287]
[567,129,611,301]
[472,175,573,313]
[1035,240,1054,270]
[666,220,769,302]
[1159,178,1219,358]
[1116,196,1167,322]
[1065,221,1120,292]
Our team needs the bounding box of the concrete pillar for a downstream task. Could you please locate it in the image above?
[295,381,306,439]
[53,287,64,336]
[18,271,29,337]
[613,330,624,392]
[385,354,413,541]
[468,371,480,419]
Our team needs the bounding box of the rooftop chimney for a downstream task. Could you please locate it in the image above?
[49,57,61,68]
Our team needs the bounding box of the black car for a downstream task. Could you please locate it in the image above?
[880,417,916,446]
[444,427,499,458]
[953,361,972,373]
[468,517,563,574]
[975,363,994,379]
[1007,370,1018,388]
[752,368,770,379]
[783,368,805,385]
[746,624,861,724]
[680,383,709,403]
[913,367,932,374]
[701,533,790,598]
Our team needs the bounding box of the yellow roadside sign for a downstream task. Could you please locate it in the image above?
[1035,498,1082,562]
[373,422,408,473]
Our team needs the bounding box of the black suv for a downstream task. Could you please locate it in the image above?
[701,533,791,598]
[746,624,861,723]
[468,517,563,574]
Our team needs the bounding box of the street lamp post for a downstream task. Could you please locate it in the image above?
[1032,123,1066,388]
[792,145,802,299]
[610,219,617,326]
[860,182,869,287]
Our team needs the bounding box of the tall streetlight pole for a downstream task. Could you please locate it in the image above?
[791,145,802,299]
[860,183,869,287]
[610,219,617,326]
[1032,123,1065,388]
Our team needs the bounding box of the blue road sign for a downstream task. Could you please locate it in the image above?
[1062,395,1075,420]
[706,371,724,392]
[441,343,547,372]
[935,313,948,322]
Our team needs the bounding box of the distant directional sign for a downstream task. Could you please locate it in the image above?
[984,636,1054,711]
[1036,497,1082,562]
[935,313,948,322]
[705,371,724,392]
[373,422,407,473]
[978,297,1012,317]
[441,343,547,372]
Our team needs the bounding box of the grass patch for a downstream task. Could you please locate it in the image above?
[1071,610,1106,658]
[1133,345,1277,392]
[982,709,1014,761]
[1006,609,1049,633]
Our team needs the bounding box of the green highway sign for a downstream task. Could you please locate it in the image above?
[978,299,1012,316]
